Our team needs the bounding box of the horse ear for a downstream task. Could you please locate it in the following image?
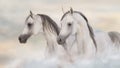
[70,7,73,14]
[30,10,33,18]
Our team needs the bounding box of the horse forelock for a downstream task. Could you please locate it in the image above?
[37,14,59,35]
[61,11,97,50]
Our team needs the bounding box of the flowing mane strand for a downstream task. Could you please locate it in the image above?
[37,14,59,35]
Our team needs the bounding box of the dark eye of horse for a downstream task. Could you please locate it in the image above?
[27,23,33,28]
[68,23,72,27]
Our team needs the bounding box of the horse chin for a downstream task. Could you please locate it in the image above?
[19,39,27,44]
[57,40,66,45]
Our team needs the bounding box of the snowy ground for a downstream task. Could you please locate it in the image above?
[4,46,120,68]
[1,34,120,68]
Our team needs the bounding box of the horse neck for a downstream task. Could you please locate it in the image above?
[42,18,58,51]
[73,13,91,42]
[41,18,57,39]
[76,21,96,56]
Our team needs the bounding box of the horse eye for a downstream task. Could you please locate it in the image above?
[27,23,33,27]
[68,23,72,27]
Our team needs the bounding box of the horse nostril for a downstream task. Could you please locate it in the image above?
[18,36,21,41]
[59,38,62,42]
[57,36,65,44]
[57,37,62,43]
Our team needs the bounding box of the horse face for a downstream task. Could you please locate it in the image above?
[19,11,43,43]
[57,13,78,45]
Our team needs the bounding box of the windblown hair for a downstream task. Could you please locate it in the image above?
[37,14,60,35]
[108,31,120,44]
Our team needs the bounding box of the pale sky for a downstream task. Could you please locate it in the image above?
[0,0,120,40]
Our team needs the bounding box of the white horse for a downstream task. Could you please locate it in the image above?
[18,11,65,57]
[57,8,120,58]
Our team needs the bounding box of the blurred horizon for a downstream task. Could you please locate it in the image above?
[0,0,120,68]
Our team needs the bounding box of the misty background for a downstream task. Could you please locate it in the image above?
[0,0,120,68]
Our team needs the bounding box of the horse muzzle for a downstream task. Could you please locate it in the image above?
[57,36,66,45]
[18,34,31,43]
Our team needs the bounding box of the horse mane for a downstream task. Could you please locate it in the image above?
[37,14,60,35]
[108,31,120,43]
[61,11,97,50]
[61,11,88,22]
